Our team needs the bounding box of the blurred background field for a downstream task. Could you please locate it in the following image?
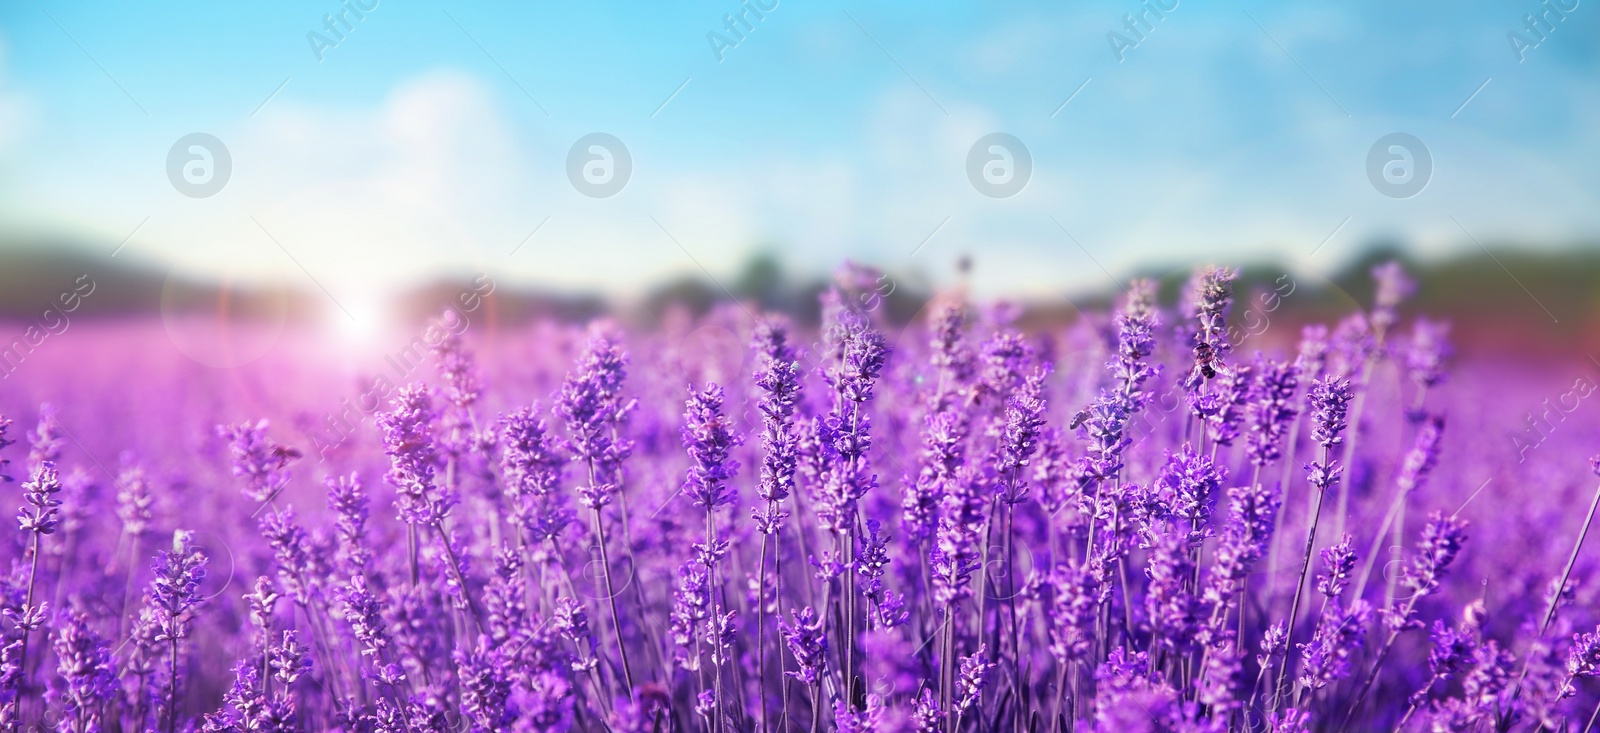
[0,234,1595,354]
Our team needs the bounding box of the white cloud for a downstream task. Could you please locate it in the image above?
[128,70,536,297]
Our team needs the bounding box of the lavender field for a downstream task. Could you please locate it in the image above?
[0,261,1595,733]
[6,0,1600,728]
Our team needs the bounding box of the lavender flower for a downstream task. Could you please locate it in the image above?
[1258,622,1288,668]
[1405,318,1453,390]
[953,644,994,716]
[1078,392,1131,483]
[1295,324,1330,380]
[903,410,967,546]
[1431,641,1512,729]
[554,596,598,672]
[1396,415,1444,494]
[1246,357,1300,467]
[1206,360,1254,447]
[376,386,484,626]
[928,301,975,409]
[857,519,892,606]
[1369,260,1416,337]
[1303,461,1343,494]
[1181,266,1239,429]
[979,331,1033,402]
[1151,445,1224,540]
[1297,599,1371,692]
[1091,649,1195,733]
[0,635,23,731]
[1307,376,1354,449]
[1315,534,1357,599]
[342,573,400,684]
[1413,621,1476,707]
[245,576,278,642]
[482,548,526,649]
[375,385,447,526]
[1268,708,1311,733]
[259,508,318,608]
[1303,376,1353,494]
[1111,279,1160,419]
[1348,517,1470,724]
[1329,313,1376,377]
[670,559,710,670]
[268,630,310,687]
[752,318,801,525]
[17,461,61,536]
[1031,426,1086,532]
[1205,482,1280,609]
[511,671,573,730]
[1569,627,1600,682]
[555,327,635,510]
[430,311,482,466]
[55,466,92,537]
[913,689,941,732]
[219,420,298,505]
[150,531,207,642]
[931,469,984,605]
[116,463,154,539]
[1197,635,1243,714]
[457,642,512,733]
[1546,625,1600,713]
[53,609,116,733]
[498,407,570,556]
[150,530,208,733]
[1047,559,1108,665]
[780,606,827,686]
[119,607,163,730]
[325,474,407,687]
[207,660,260,733]
[834,693,886,733]
[679,381,742,716]
[1187,265,1238,358]
[611,688,669,733]
[816,315,889,530]
[997,364,1050,504]
[325,472,371,573]
[751,318,803,726]
[1145,531,1201,652]
[26,404,62,470]
[840,314,892,402]
[5,460,63,732]
[1400,512,1468,607]
[681,383,742,512]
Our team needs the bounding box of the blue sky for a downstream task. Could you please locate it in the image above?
[0,0,1597,305]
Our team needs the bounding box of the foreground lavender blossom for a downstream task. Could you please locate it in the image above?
[1,261,1594,732]
[149,530,207,733]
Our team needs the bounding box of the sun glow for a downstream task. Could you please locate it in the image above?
[330,290,392,347]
